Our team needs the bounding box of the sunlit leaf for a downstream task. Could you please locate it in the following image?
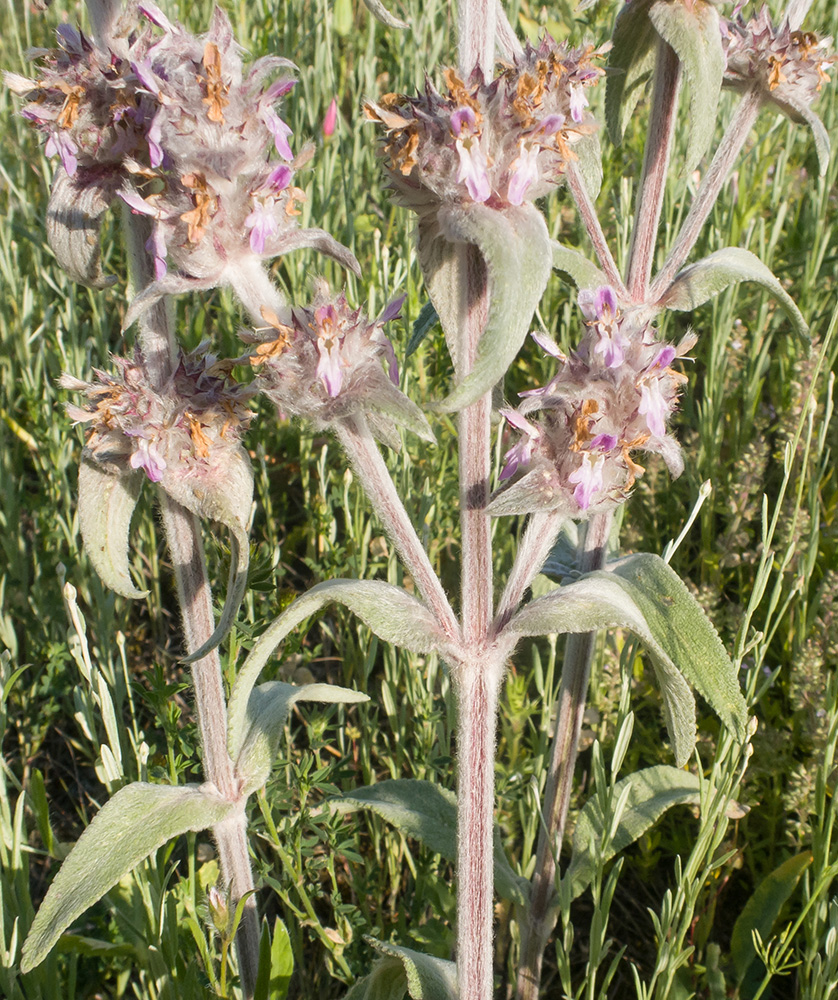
[659,247,809,341]
[21,782,238,972]
[566,765,700,898]
[228,580,450,761]
[77,456,147,600]
[344,940,457,1000]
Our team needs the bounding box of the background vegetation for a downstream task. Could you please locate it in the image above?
[1,0,838,996]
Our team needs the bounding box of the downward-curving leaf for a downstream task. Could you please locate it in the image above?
[506,553,747,765]
[236,681,369,794]
[360,0,408,30]
[428,202,552,413]
[730,851,813,985]
[649,0,725,170]
[605,0,657,147]
[46,166,116,289]
[228,580,450,760]
[78,456,147,600]
[331,779,529,907]
[659,247,809,340]
[21,782,238,972]
[552,242,608,292]
[167,446,253,663]
[566,765,700,898]
[344,940,457,1000]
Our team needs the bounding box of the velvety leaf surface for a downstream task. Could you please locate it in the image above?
[605,0,657,147]
[228,580,449,760]
[77,456,147,599]
[649,0,724,170]
[566,765,700,898]
[236,681,368,794]
[428,202,552,413]
[21,782,238,972]
[551,242,608,291]
[507,553,747,764]
[344,940,457,1000]
[331,779,529,906]
[660,247,809,340]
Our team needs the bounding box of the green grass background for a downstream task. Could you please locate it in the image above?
[2,0,838,997]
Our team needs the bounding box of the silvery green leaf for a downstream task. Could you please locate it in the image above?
[426,203,552,413]
[344,941,457,1000]
[573,131,603,202]
[236,681,369,795]
[605,0,657,147]
[659,247,809,341]
[649,0,724,171]
[730,852,813,985]
[506,553,747,765]
[566,765,700,898]
[228,580,450,760]
[551,242,609,293]
[418,222,465,374]
[20,782,238,972]
[360,0,408,30]
[406,301,439,358]
[78,455,148,600]
[331,779,529,907]
[365,378,435,443]
[46,167,116,289]
[166,446,253,663]
[776,96,831,176]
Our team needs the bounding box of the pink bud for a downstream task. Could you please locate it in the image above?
[323,98,338,138]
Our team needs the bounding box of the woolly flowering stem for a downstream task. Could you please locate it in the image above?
[454,241,497,1000]
[122,209,260,997]
[458,0,496,79]
[454,656,504,1000]
[626,40,682,302]
[565,162,628,299]
[516,510,613,1000]
[334,414,460,642]
[493,511,565,634]
[649,86,762,302]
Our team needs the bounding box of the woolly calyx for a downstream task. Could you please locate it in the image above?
[491,287,694,518]
[246,286,433,448]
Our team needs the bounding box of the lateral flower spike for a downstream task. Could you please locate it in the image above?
[6,4,359,316]
[722,3,836,174]
[491,287,694,518]
[366,38,606,401]
[62,346,255,656]
[245,283,433,449]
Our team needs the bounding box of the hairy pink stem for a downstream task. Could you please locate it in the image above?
[334,414,460,641]
[123,212,259,997]
[565,163,628,298]
[515,510,613,1000]
[455,659,503,1000]
[649,86,762,301]
[455,241,496,1000]
[626,40,682,302]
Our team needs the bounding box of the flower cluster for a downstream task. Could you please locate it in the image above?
[492,286,694,518]
[7,2,354,316]
[364,36,605,216]
[245,286,432,447]
[723,5,835,114]
[61,345,254,485]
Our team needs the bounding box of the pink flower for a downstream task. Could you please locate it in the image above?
[499,409,542,480]
[507,142,540,206]
[639,378,668,437]
[568,452,605,510]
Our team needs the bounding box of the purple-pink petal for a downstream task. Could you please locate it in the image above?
[138,1,174,32]
[45,131,78,176]
[263,108,294,160]
[568,452,604,510]
[316,343,343,396]
[639,379,668,437]
[264,78,296,102]
[323,97,338,137]
[378,294,406,325]
[590,433,618,452]
[531,330,563,359]
[450,106,477,136]
[456,140,491,202]
[245,205,278,254]
[507,143,539,206]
